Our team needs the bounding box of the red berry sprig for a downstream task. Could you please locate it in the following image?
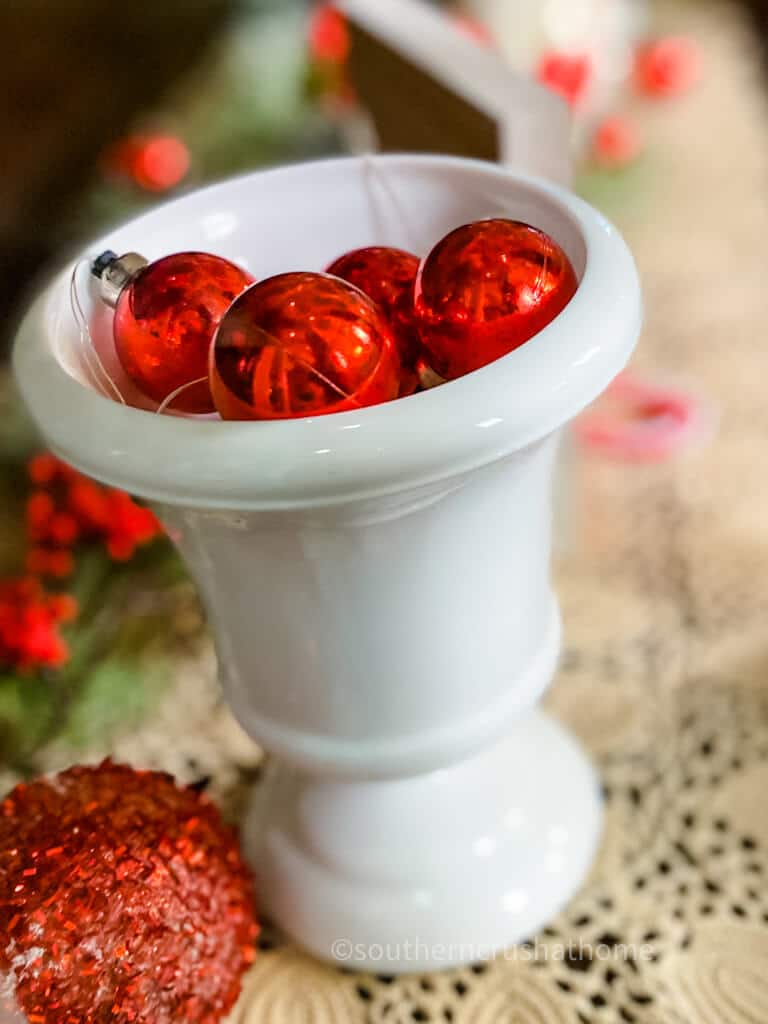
[0,577,77,673]
[25,453,161,571]
[0,454,163,674]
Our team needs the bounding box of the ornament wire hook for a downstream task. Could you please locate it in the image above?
[363,156,421,253]
[69,260,126,405]
[155,377,209,415]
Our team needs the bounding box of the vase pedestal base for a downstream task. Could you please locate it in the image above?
[245,709,602,973]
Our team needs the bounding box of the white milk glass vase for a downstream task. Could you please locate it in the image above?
[14,155,641,971]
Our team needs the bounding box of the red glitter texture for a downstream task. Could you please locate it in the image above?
[415,219,579,380]
[0,761,258,1024]
[114,252,253,413]
[211,271,400,420]
[326,246,423,395]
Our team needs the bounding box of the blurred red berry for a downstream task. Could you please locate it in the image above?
[67,478,110,530]
[452,14,493,46]
[593,115,643,168]
[635,36,701,98]
[44,550,75,579]
[28,453,76,485]
[27,453,60,486]
[537,51,592,107]
[132,135,190,192]
[26,491,56,539]
[309,3,349,63]
[103,490,161,561]
[0,578,75,672]
[104,134,190,193]
[25,548,51,575]
[48,513,80,546]
[106,536,136,562]
[24,452,162,579]
[48,593,79,624]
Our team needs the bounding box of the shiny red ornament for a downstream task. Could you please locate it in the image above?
[326,246,422,395]
[537,51,592,108]
[0,761,258,1024]
[635,36,701,98]
[211,271,400,420]
[415,219,578,380]
[114,252,253,413]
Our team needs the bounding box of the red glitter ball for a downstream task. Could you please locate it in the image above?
[114,252,253,413]
[0,761,258,1024]
[211,272,400,420]
[414,219,579,380]
[326,246,423,395]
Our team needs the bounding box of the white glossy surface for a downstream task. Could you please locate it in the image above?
[337,0,573,185]
[247,710,602,971]
[12,155,641,970]
[158,440,561,780]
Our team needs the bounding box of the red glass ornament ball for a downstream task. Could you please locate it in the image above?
[326,246,422,395]
[415,218,579,380]
[211,271,400,420]
[0,760,258,1024]
[114,252,253,413]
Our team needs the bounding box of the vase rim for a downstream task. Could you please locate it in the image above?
[13,153,641,509]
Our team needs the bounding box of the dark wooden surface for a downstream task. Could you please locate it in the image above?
[348,22,499,161]
[742,0,768,65]
[0,0,231,347]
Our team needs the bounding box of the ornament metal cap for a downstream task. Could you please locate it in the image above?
[91,250,148,307]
